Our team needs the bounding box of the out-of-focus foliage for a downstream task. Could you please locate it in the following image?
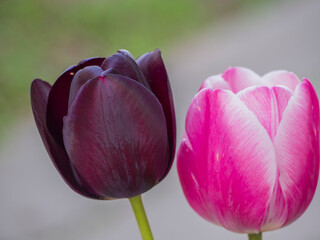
[0,0,270,137]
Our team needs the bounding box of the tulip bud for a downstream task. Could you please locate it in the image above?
[177,67,319,235]
[31,49,176,199]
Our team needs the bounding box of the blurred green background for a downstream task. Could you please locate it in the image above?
[0,0,268,138]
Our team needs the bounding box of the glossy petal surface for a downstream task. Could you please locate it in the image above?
[63,74,168,198]
[46,57,105,145]
[32,49,175,200]
[137,49,176,179]
[179,89,276,233]
[31,79,100,199]
[68,66,103,107]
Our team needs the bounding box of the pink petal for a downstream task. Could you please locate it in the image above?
[199,74,231,91]
[273,79,319,227]
[178,136,220,225]
[263,70,300,92]
[222,67,265,93]
[261,170,288,231]
[238,86,293,141]
[179,88,276,233]
[237,86,293,230]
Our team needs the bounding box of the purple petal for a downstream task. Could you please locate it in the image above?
[68,66,103,107]
[31,79,52,152]
[63,74,168,198]
[46,57,105,145]
[118,49,135,59]
[31,79,101,199]
[136,49,176,179]
[101,51,151,89]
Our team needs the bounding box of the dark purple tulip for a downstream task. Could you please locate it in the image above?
[31,49,176,199]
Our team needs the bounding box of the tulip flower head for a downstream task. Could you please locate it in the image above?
[177,67,319,234]
[31,49,176,200]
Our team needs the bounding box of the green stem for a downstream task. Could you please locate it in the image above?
[248,232,262,240]
[129,195,154,240]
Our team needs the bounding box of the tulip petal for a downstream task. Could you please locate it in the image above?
[263,70,300,92]
[273,79,319,226]
[238,86,293,140]
[199,74,231,91]
[222,67,265,93]
[68,66,103,107]
[238,86,293,230]
[46,57,105,145]
[31,79,101,199]
[101,52,151,89]
[260,170,288,231]
[31,79,52,152]
[181,88,276,233]
[63,74,168,198]
[137,49,176,179]
[118,49,135,59]
[178,136,221,225]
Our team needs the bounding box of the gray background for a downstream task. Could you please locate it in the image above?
[1,0,320,239]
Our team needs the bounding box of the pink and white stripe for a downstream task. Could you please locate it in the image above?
[178,67,319,233]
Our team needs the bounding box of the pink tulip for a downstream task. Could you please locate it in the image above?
[177,67,319,234]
